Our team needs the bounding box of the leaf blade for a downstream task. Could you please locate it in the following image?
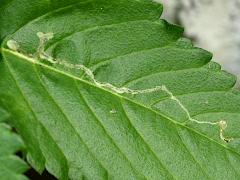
[0,122,29,180]
[1,0,240,179]
[2,48,240,179]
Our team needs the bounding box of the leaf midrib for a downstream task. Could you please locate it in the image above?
[4,50,112,177]
[4,48,171,179]
[2,48,240,159]
[33,61,145,178]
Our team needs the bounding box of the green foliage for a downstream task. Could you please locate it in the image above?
[0,0,240,179]
[0,121,29,180]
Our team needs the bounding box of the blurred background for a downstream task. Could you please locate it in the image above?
[155,0,240,86]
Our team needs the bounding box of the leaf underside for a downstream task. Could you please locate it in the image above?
[1,0,240,179]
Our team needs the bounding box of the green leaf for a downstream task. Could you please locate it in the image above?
[1,0,240,179]
[0,108,9,123]
[0,122,29,180]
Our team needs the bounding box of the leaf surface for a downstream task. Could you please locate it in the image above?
[1,0,240,179]
[0,121,29,180]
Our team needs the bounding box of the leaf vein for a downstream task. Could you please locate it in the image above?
[32,64,109,177]
[120,99,176,179]
[4,49,240,161]
[174,125,212,179]
[74,80,145,179]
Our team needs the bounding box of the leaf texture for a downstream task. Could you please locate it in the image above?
[0,121,29,180]
[0,0,240,179]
